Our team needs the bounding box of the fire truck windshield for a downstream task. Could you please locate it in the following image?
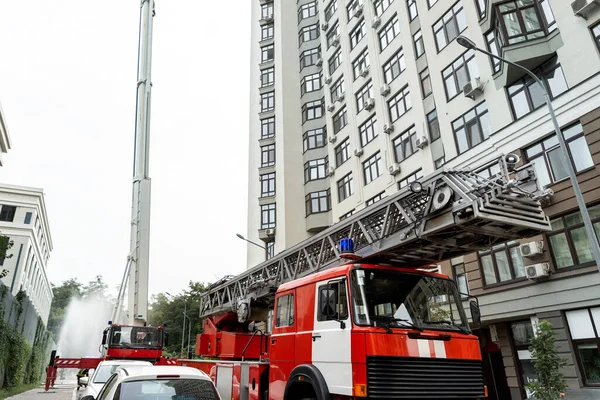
[351,268,470,333]
[109,326,162,349]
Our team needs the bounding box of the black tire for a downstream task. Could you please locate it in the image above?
[300,398,316,400]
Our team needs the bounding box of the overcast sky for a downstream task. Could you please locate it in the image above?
[0,1,251,298]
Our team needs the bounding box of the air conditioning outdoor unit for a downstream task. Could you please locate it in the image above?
[315,58,323,67]
[265,229,276,237]
[260,15,274,23]
[388,163,401,175]
[365,98,375,110]
[380,84,391,96]
[571,0,600,19]
[415,136,428,149]
[520,241,544,257]
[321,22,329,31]
[383,124,394,134]
[354,4,364,17]
[525,263,550,281]
[327,104,336,112]
[327,166,336,177]
[360,67,369,77]
[328,135,337,143]
[354,148,364,157]
[372,16,381,28]
[463,77,484,99]
[325,76,332,84]
[337,92,345,102]
[332,35,340,47]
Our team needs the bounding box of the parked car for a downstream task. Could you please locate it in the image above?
[79,360,153,398]
[81,365,221,400]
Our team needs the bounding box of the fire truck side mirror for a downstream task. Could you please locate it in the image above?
[102,329,108,345]
[164,332,169,347]
[469,300,481,327]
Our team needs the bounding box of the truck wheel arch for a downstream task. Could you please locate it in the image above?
[283,364,329,400]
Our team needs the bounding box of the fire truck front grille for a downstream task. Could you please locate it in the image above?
[366,356,485,399]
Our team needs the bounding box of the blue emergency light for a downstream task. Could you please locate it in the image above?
[108,320,113,325]
[340,238,354,254]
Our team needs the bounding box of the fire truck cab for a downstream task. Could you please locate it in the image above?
[101,323,167,363]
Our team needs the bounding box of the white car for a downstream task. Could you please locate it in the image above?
[81,365,221,400]
[79,360,153,398]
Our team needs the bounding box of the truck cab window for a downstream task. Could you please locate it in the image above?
[317,281,348,321]
[275,294,294,327]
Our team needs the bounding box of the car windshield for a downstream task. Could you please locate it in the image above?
[93,365,123,384]
[109,326,162,348]
[117,379,219,400]
[350,268,470,332]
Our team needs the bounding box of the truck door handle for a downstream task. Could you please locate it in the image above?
[312,334,321,342]
[271,338,277,344]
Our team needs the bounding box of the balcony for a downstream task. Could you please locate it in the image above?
[481,0,564,89]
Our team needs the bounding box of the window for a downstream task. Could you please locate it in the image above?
[302,99,324,122]
[374,0,393,16]
[428,0,439,6]
[420,68,432,98]
[306,190,331,215]
[479,240,525,285]
[325,0,338,21]
[304,157,328,182]
[525,123,593,188]
[261,117,275,139]
[260,91,275,112]
[261,144,275,167]
[301,73,322,94]
[379,15,400,51]
[593,23,600,51]
[275,294,294,327]
[494,0,556,47]
[485,31,501,73]
[427,110,440,141]
[328,49,342,74]
[366,192,386,206]
[261,24,274,41]
[261,44,274,63]
[267,241,275,259]
[508,57,567,119]
[260,67,274,87]
[393,126,418,163]
[261,203,276,229]
[359,115,377,147]
[547,205,600,270]
[452,259,469,298]
[300,47,321,69]
[298,2,317,22]
[452,102,491,154]
[433,1,466,51]
[261,3,273,19]
[407,0,418,20]
[565,307,600,386]
[435,157,446,169]
[363,152,383,184]
[333,107,348,134]
[510,320,537,395]
[347,0,363,21]
[0,206,16,222]
[24,212,32,225]
[337,173,354,202]
[340,209,355,220]
[335,138,350,167]
[388,86,411,123]
[397,169,423,189]
[413,30,424,57]
[356,81,374,112]
[349,19,366,49]
[260,173,276,197]
[443,50,479,100]
[330,77,344,102]
[382,48,405,83]
[317,280,348,321]
[303,127,326,151]
[352,50,370,80]
[326,22,340,49]
[475,0,486,19]
[299,24,319,45]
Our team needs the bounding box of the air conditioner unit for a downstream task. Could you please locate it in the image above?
[327,166,336,177]
[372,16,381,28]
[337,92,345,102]
[353,4,364,17]
[325,76,332,84]
[360,67,369,77]
[315,58,323,67]
[520,241,544,257]
[265,228,276,236]
[383,124,394,134]
[354,148,364,157]
[415,136,428,149]
[332,35,340,47]
[328,135,337,143]
[380,84,391,96]
[260,15,274,23]
[525,263,550,281]
[327,104,336,112]
[365,98,375,110]
[321,22,329,31]
[388,163,401,176]
[571,0,600,19]
[463,77,484,99]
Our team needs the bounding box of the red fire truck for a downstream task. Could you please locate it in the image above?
[179,155,553,400]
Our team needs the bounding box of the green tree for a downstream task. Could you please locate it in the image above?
[0,233,14,279]
[82,275,109,299]
[526,320,567,400]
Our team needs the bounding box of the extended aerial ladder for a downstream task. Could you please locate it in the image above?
[200,155,554,323]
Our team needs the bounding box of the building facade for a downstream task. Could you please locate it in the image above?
[0,184,53,325]
[0,100,11,166]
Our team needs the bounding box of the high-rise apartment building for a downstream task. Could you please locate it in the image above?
[0,101,11,166]
[246,0,600,397]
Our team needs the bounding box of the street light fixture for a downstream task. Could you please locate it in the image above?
[456,35,600,272]
[236,233,269,260]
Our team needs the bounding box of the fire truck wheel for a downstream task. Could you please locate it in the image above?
[284,364,329,400]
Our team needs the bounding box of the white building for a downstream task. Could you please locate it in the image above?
[0,100,11,166]
[245,0,600,269]
[0,184,53,325]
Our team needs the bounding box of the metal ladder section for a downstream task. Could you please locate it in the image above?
[200,156,553,318]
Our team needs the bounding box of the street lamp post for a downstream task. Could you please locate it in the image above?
[236,233,269,260]
[184,311,191,358]
[456,35,600,272]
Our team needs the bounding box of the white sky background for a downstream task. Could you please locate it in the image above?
[0,1,251,298]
